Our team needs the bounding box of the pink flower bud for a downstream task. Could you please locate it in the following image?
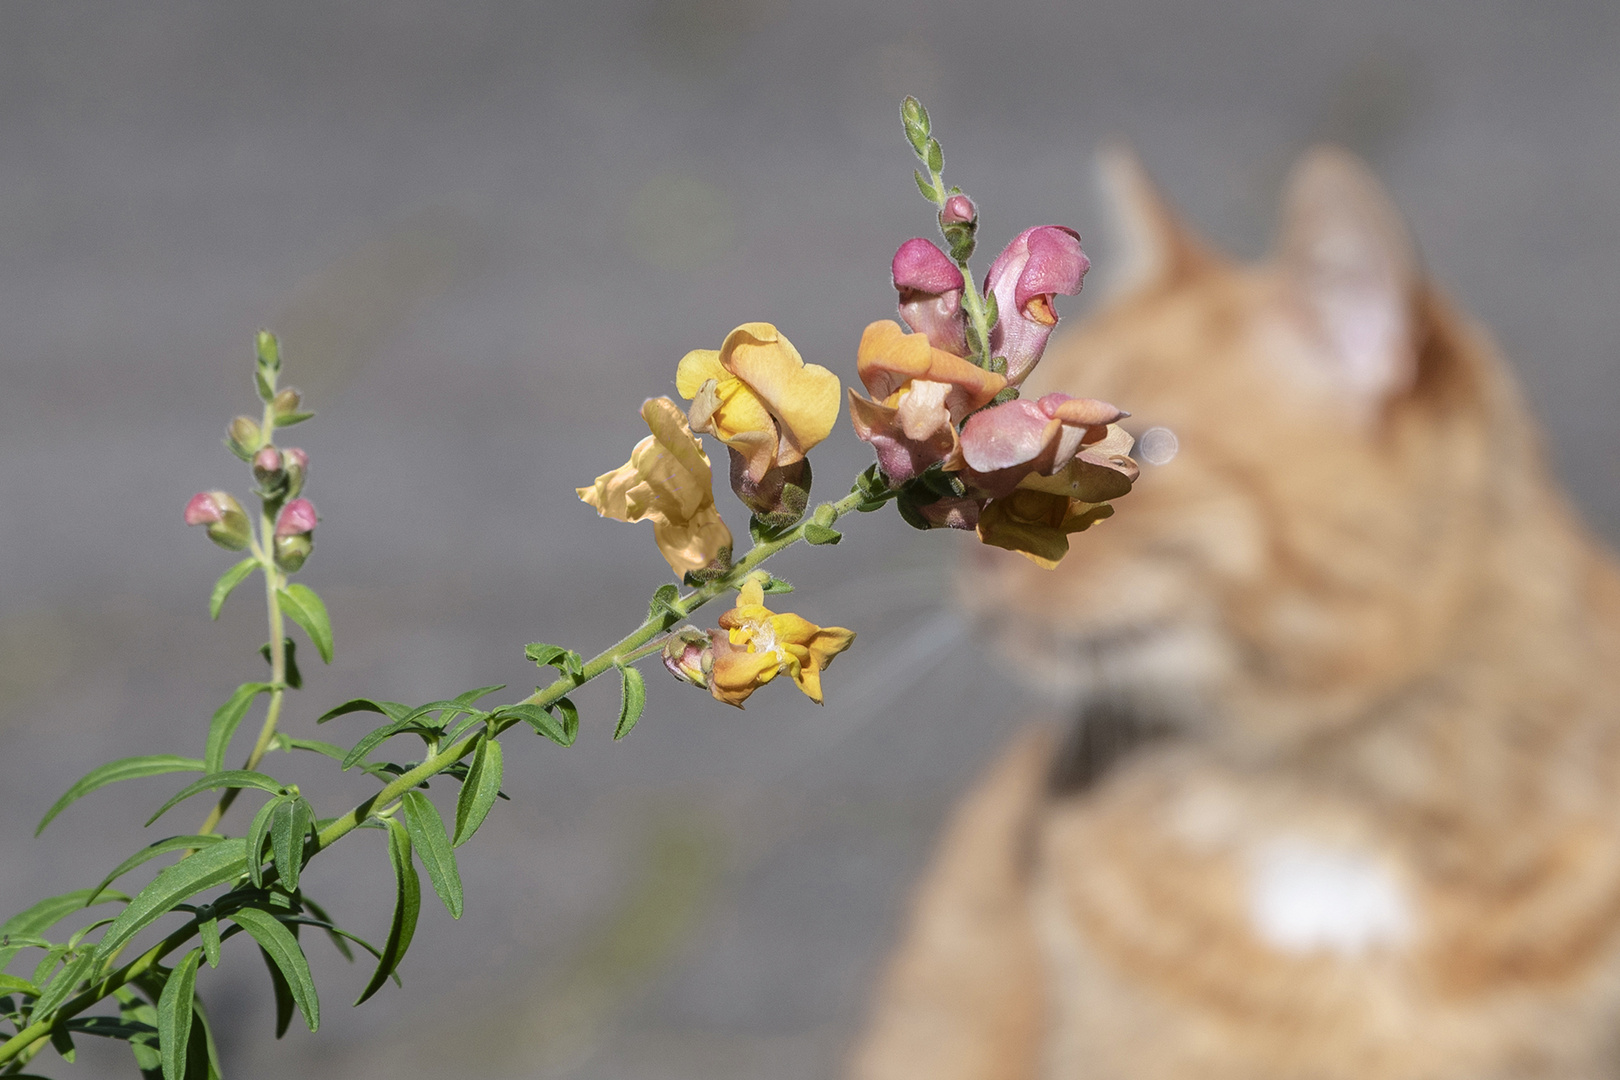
[185,491,252,551]
[282,447,309,472]
[940,194,977,225]
[892,238,969,356]
[281,447,309,497]
[984,226,1089,386]
[252,446,284,485]
[275,498,318,537]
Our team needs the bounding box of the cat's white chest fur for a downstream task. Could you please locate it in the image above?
[1247,836,1414,955]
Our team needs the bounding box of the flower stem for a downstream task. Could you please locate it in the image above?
[0,473,896,1067]
[920,161,993,365]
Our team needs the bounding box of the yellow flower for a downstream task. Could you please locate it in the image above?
[676,323,842,485]
[577,397,733,577]
[709,575,855,707]
[975,489,1116,570]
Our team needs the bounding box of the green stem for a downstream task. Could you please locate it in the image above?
[921,162,993,364]
[0,479,895,1068]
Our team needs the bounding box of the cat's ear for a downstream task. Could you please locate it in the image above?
[1276,146,1419,414]
[1094,143,1212,296]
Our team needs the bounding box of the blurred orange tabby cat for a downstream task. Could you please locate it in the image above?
[850,148,1620,1079]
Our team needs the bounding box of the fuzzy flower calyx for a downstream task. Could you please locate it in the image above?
[677,323,841,486]
[708,574,855,708]
[848,320,1005,484]
[578,397,734,578]
[984,226,1089,386]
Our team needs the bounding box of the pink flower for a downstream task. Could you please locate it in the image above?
[939,194,976,226]
[892,238,969,357]
[959,393,1128,497]
[275,498,318,537]
[185,491,252,551]
[185,491,231,526]
[984,226,1089,386]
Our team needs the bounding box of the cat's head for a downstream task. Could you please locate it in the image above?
[963,146,1540,750]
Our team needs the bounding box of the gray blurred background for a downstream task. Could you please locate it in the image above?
[1,2,1616,1077]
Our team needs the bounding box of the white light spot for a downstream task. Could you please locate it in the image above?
[1138,426,1179,465]
[1248,837,1412,956]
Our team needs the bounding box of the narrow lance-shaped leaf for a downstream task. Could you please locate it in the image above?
[188,997,223,1080]
[145,770,285,827]
[262,944,296,1038]
[209,558,258,620]
[317,698,411,724]
[277,583,333,664]
[270,797,314,892]
[36,756,207,836]
[157,947,203,1080]
[99,839,249,959]
[230,907,318,1032]
[246,794,289,889]
[29,948,97,1018]
[116,986,163,1073]
[204,683,273,774]
[453,734,503,847]
[398,792,462,919]
[0,888,127,970]
[198,914,221,969]
[614,663,647,741]
[0,973,40,995]
[87,835,227,906]
[354,818,419,1006]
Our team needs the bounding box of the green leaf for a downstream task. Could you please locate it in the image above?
[197,913,221,969]
[188,998,223,1080]
[340,718,421,771]
[551,697,580,745]
[452,734,503,847]
[157,948,202,1080]
[0,888,126,971]
[99,840,249,959]
[255,365,276,403]
[276,735,348,762]
[398,792,462,919]
[524,643,584,681]
[613,664,647,741]
[494,703,570,746]
[31,947,96,1017]
[760,576,795,594]
[926,137,943,173]
[317,697,410,724]
[354,819,419,1006]
[204,683,273,774]
[51,1021,77,1062]
[245,795,288,889]
[802,523,843,545]
[36,756,208,836]
[208,558,258,620]
[145,771,285,827]
[0,973,40,995]
[277,584,333,664]
[274,410,315,427]
[649,583,682,627]
[88,836,226,906]
[260,637,302,689]
[116,987,163,1071]
[914,169,939,202]
[269,797,314,892]
[263,944,296,1038]
[982,288,999,330]
[230,908,318,1032]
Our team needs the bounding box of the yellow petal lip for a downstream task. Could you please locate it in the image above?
[577,396,733,577]
[706,575,855,707]
[720,323,842,466]
[676,350,727,399]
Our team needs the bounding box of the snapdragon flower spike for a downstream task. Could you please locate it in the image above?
[892,238,969,357]
[984,226,1090,386]
[275,497,318,538]
[185,491,253,551]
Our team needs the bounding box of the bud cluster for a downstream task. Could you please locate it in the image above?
[185,332,319,573]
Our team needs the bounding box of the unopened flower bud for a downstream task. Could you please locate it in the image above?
[940,194,976,226]
[227,416,262,459]
[274,497,318,538]
[252,446,284,486]
[729,450,811,531]
[185,491,252,551]
[272,388,302,419]
[282,447,308,498]
[892,238,969,356]
[662,627,714,688]
[273,532,313,573]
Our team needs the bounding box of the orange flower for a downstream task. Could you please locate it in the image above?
[708,575,855,707]
[577,397,733,577]
[676,323,842,484]
[847,320,1005,483]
